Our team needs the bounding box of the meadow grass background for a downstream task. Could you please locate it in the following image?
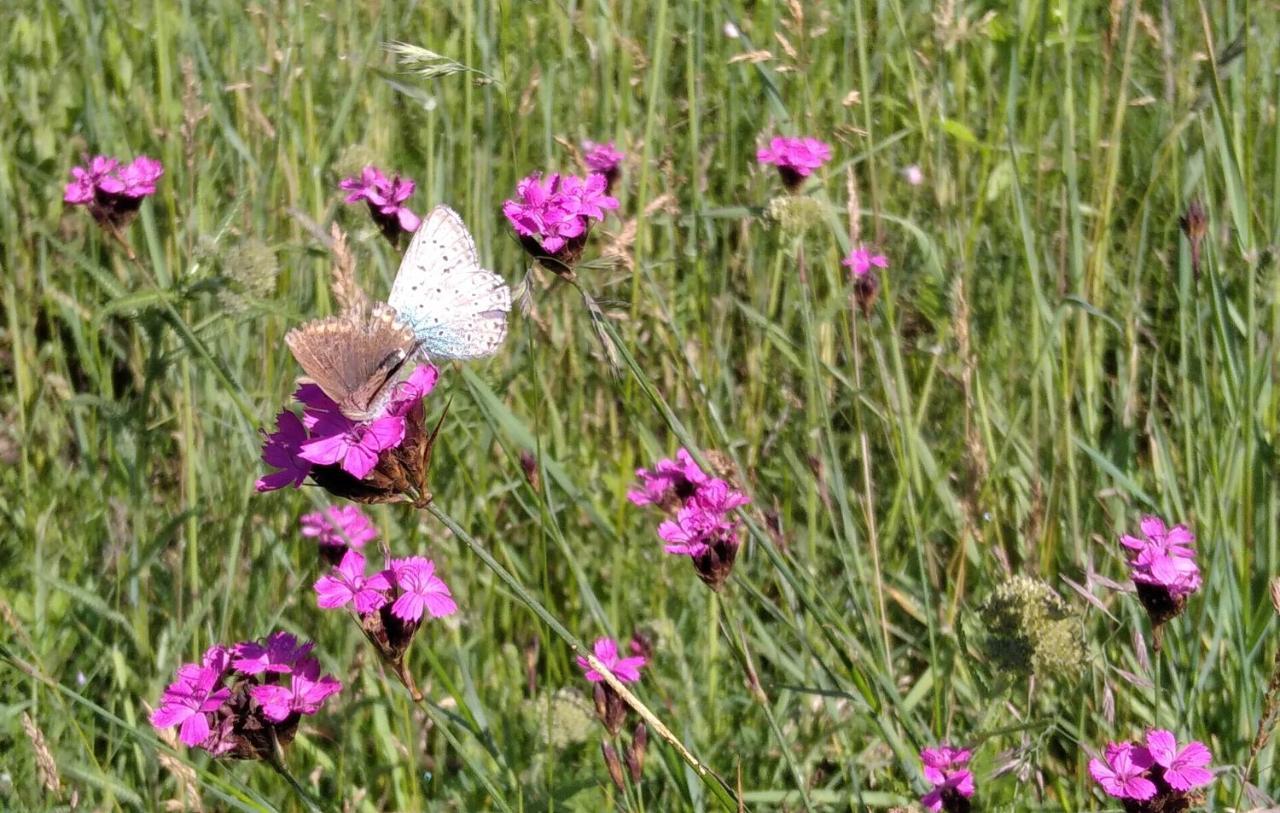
[2,0,1279,810]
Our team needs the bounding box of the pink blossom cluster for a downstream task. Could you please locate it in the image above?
[1089,730,1213,803]
[301,504,378,551]
[577,637,647,684]
[502,172,618,254]
[315,550,457,624]
[64,154,164,229]
[756,136,832,188]
[340,165,422,240]
[257,365,438,489]
[65,155,164,204]
[920,745,975,812]
[150,632,341,755]
[582,141,624,175]
[629,449,749,559]
[842,245,889,279]
[1120,516,1202,597]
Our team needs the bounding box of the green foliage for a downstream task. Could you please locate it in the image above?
[1,0,1278,811]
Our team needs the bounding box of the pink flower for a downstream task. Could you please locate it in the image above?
[301,505,378,549]
[64,154,163,229]
[1089,742,1157,800]
[388,556,458,622]
[919,743,975,811]
[64,155,118,204]
[903,164,924,186]
[1120,516,1201,598]
[658,503,735,557]
[107,156,165,198]
[249,657,342,722]
[920,744,972,785]
[583,141,624,174]
[842,246,889,279]
[503,171,618,263]
[231,631,315,675]
[314,549,392,614]
[256,411,312,492]
[339,165,421,240]
[298,412,406,480]
[627,448,709,506]
[384,364,440,417]
[756,136,832,187]
[577,637,646,683]
[256,364,439,492]
[149,662,232,746]
[1146,730,1213,792]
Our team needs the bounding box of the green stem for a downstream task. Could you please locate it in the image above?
[265,733,325,813]
[424,502,739,810]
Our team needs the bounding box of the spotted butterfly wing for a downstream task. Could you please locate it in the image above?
[285,303,416,421]
[388,205,511,360]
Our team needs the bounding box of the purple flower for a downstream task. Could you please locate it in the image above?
[256,411,312,492]
[1090,741,1158,800]
[339,165,422,241]
[249,657,343,722]
[921,745,972,785]
[1146,730,1213,792]
[922,770,975,813]
[315,549,392,614]
[577,637,646,683]
[503,171,618,270]
[107,156,165,198]
[583,140,624,175]
[388,556,457,622]
[301,505,378,549]
[64,153,163,230]
[1121,517,1200,596]
[756,136,832,189]
[627,448,709,506]
[631,450,750,590]
[150,662,232,746]
[257,365,441,502]
[842,246,889,279]
[231,631,314,675]
[64,156,118,204]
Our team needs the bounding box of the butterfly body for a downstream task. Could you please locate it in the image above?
[285,302,416,421]
[388,205,511,360]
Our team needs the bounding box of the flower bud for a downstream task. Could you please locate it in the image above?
[601,742,626,793]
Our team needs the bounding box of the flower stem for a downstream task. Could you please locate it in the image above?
[424,501,740,810]
[265,732,326,813]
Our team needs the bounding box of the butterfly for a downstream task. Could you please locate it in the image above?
[285,302,418,421]
[1146,730,1213,791]
[388,204,511,360]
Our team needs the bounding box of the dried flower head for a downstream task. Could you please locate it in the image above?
[978,576,1084,681]
[763,195,825,235]
[339,165,422,244]
[756,136,832,191]
[257,365,443,506]
[1179,199,1207,279]
[150,635,341,760]
[217,238,280,313]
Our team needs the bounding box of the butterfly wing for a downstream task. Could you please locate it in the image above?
[285,303,416,420]
[388,205,511,361]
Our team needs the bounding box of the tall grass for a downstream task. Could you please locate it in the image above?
[2,0,1278,810]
